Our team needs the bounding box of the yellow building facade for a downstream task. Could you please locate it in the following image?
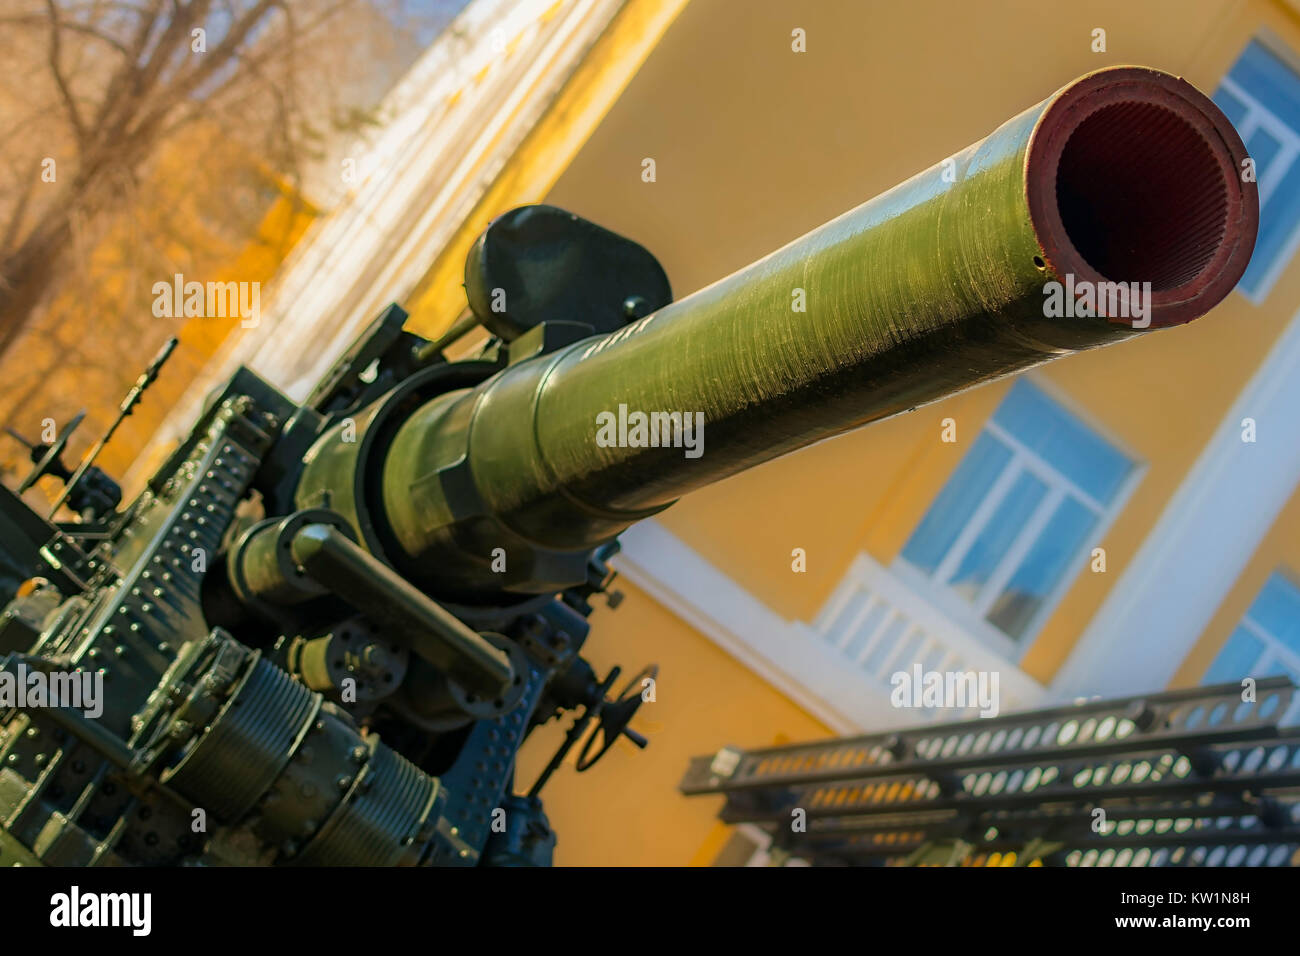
[493,0,1300,864]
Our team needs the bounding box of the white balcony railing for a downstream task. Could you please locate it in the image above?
[803,552,1046,720]
[617,522,1047,733]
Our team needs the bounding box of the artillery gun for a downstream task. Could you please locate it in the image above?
[0,67,1256,866]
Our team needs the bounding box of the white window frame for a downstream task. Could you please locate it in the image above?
[893,380,1143,663]
[1218,72,1300,304]
[1211,583,1300,726]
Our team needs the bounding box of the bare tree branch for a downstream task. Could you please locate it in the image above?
[44,0,89,148]
[0,0,417,378]
[0,158,43,258]
[0,13,133,56]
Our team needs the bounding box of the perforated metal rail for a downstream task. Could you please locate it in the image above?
[681,679,1300,866]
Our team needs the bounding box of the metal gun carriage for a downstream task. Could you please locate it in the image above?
[0,66,1256,866]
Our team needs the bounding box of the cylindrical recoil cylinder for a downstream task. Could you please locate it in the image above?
[161,655,319,820]
[160,650,442,865]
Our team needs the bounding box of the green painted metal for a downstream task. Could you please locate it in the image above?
[379,66,1255,598]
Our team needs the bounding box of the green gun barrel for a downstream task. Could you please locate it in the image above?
[374,66,1256,600]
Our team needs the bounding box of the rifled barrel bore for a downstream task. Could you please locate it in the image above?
[1025,67,1256,327]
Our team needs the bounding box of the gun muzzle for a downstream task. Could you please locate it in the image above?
[355,66,1257,600]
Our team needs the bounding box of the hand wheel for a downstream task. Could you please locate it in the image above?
[575,664,658,772]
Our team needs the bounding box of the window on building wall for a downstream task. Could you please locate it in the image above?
[898,379,1135,646]
[1213,40,1300,302]
[1203,572,1300,725]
